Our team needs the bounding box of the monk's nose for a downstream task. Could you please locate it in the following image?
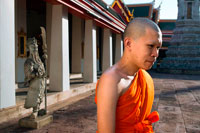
[151,48,159,58]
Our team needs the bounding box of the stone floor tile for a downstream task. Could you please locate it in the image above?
[180,103,200,113]
[154,121,186,133]
[158,105,181,114]
[176,92,197,105]
[158,112,184,123]
[159,98,179,107]
[186,128,200,133]
[162,84,175,91]
[174,83,187,88]
[189,88,200,103]
[182,111,200,130]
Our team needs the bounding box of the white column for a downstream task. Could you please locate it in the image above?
[83,20,97,83]
[102,28,112,72]
[115,34,123,63]
[49,5,69,91]
[72,15,82,73]
[0,0,16,108]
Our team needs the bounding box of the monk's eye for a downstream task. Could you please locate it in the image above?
[157,46,161,50]
[148,45,154,49]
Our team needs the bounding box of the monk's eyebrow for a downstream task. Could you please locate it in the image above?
[147,42,162,48]
[146,41,156,45]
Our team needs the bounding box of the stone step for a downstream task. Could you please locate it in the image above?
[160,57,200,70]
[168,45,200,51]
[166,52,200,57]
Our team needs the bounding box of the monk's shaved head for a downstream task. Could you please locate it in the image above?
[124,18,161,40]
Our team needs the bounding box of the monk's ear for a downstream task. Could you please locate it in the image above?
[124,37,133,49]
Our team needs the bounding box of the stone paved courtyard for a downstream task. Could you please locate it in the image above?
[0,71,200,133]
[151,72,200,133]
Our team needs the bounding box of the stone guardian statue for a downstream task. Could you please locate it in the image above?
[24,37,46,119]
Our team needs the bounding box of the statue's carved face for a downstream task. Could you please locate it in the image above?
[27,38,38,54]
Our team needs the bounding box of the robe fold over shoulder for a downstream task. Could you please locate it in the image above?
[95,69,159,133]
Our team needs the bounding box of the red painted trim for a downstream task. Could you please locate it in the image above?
[162,30,174,33]
[113,5,127,23]
[83,0,126,30]
[88,0,126,26]
[163,37,172,41]
[57,0,92,20]
[163,37,172,39]
[159,20,176,22]
[80,0,125,31]
[88,0,126,27]
[117,0,130,18]
[162,33,173,35]
[94,18,121,34]
[127,3,153,7]
[56,0,125,32]
[105,7,127,26]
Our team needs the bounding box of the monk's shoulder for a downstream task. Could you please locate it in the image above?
[97,68,121,94]
[99,69,120,86]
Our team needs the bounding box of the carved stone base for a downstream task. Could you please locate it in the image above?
[159,18,200,74]
[157,68,200,75]
[159,45,200,74]
[19,115,53,129]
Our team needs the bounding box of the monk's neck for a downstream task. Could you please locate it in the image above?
[116,56,139,76]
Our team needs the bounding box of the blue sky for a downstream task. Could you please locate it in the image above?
[103,0,178,19]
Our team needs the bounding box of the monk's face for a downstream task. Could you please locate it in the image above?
[130,27,162,70]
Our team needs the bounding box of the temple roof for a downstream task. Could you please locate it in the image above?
[111,0,160,24]
[111,0,133,24]
[94,0,126,23]
[45,0,162,32]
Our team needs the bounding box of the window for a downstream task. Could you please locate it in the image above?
[187,2,192,19]
[18,30,27,58]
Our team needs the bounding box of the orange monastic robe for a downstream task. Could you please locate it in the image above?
[95,69,159,133]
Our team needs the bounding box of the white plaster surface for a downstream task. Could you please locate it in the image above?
[102,28,112,72]
[49,5,70,91]
[0,0,16,108]
[83,20,97,83]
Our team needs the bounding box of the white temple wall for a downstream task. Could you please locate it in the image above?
[49,5,70,91]
[0,0,16,108]
[83,20,97,83]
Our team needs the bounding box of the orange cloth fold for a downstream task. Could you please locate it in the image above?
[95,69,159,133]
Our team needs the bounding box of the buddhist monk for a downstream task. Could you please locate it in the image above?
[95,18,162,133]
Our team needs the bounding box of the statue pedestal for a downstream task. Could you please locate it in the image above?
[19,114,53,129]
